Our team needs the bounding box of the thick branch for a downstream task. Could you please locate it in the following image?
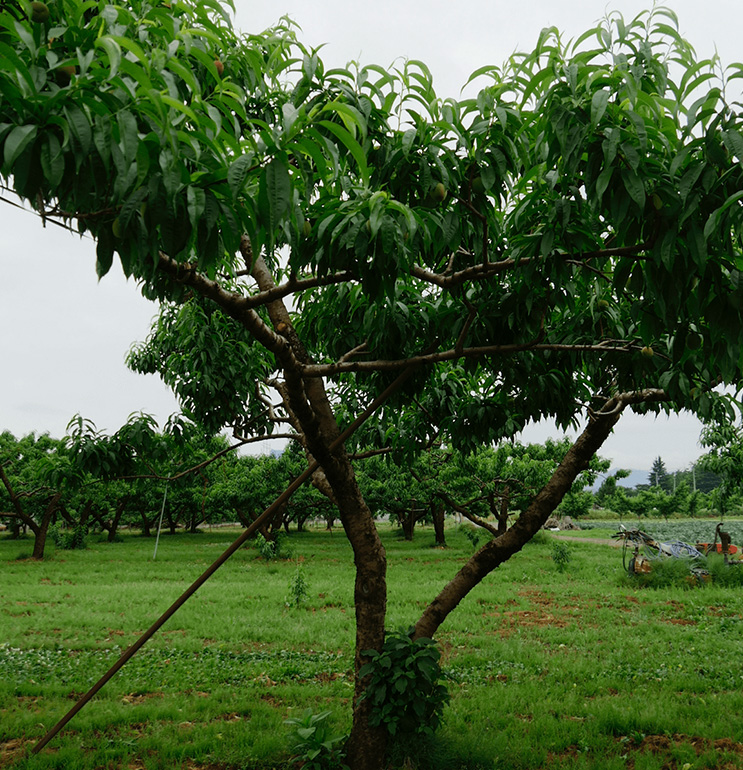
[413,387,669,640]
[157,253,292,360]
[410,243,649,290]
[439,492,501,537]
[300,341,638,377]
[237,269,357,307]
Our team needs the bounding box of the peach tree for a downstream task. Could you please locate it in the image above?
[3,1,743,766]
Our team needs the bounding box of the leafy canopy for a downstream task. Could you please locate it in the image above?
[1,1,743,450]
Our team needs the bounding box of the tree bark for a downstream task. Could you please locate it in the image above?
[495,488,510,536]
[400,509,416,541]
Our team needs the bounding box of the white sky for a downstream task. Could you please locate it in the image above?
[1,0,740,471]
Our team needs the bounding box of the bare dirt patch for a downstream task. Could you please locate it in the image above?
[486,589,573,637]
[609,733,743,770]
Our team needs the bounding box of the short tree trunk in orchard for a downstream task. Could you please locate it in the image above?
[400,509,416,541]
[31,493,62,560]
[432,501,446,546]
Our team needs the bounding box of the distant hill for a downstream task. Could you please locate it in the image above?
[615,469,650,488]
[589,469,649,491]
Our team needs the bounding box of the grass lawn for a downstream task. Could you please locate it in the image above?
[2,522,743,769]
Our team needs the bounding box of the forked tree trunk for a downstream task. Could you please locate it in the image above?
[160,249,672,770]
[106,498,129,542]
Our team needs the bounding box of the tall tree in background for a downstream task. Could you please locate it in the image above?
[3,2,743,765]
[649,455,671,491]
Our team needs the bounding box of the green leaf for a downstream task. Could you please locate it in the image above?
[187,185,206,229]
[227,153,255,198]
[595,165,613,203]
[96,229,115,278]
[678,162,704,204]
[165,57,200,94]
[258,157,291,240]
[159,94,199,124]
[401,128,416,155]
[323,100,366,138]
[64,104,92,156]
[119,187,149,230]
[318,119,369,185]
[96,36,122,79]
[0,41,36,91]
[704,191,743,241]
[39,132,64,188]
[12,19,36,57]
[3,124,37,167]
[591,89,609,127]
[722,129,743,163]
[621,167,645,209]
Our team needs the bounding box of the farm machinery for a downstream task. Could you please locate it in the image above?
[613,523,742,580]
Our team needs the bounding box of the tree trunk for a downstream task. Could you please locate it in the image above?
[8,517,22,539]
[400,509,415,541]
[166,507,178,535]
[107,499,128,542]
[247,252,388,768]
[140,509,152,537]
[295,511,310,532]
[495,488,510,536]
[432,501,446,546]
[31,493,62,560]
[284,383,388,767]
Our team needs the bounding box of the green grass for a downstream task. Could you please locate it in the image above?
[2,523,743,769]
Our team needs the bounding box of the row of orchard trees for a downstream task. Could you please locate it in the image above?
[5,0,743,764]
[4,412,737,560]
[2,414,611,558]
[0,416,330,559]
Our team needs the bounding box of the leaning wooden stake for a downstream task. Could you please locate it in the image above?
[32,367,416,754]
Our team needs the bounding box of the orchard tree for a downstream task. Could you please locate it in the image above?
[4,1,743,766]
[594,467,631,510]
[698,423,743,518]
[65,413,247,533]
[0,431,69,558]
[430,439,607,536]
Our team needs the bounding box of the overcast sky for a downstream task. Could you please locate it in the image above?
[1,0,740,471]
